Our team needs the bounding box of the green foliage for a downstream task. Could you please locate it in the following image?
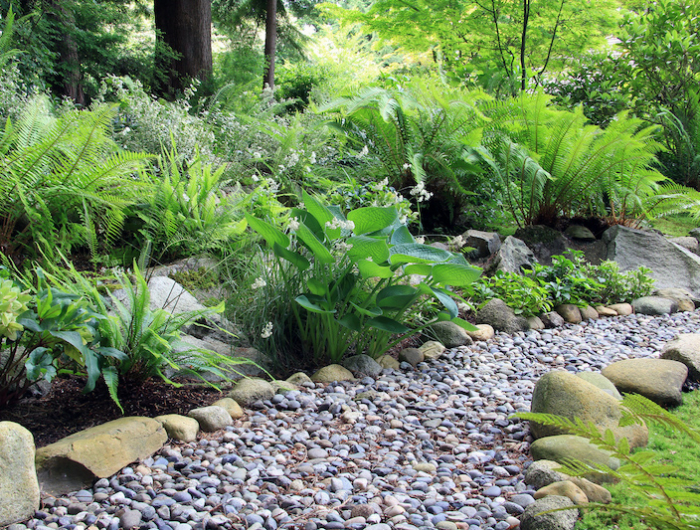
[0,96,150,260]
[468,271,552,317]
[525,252,603,307]
[515,394,700,530]
[481,90,668,227]
[243,191,480,367]
[583,261,655,305]
[321,81,488,231]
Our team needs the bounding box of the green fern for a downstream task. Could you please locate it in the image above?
[515,394,700,529]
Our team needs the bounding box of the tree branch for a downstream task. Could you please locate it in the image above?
[535,0,566,88]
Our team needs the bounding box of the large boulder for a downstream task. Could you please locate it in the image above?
[530,371,647,448]
[603,225,700,298]
[476,298,530,334]
[463,230,501,259]
[311,365,354,383]
[602,358,688,407]
[490,236,539,274]
[0,422,40,525]
[576,372,622,400]
[175,335,266,380]
[430,321,473,348]
[670,236,699,255]
[519,495,578,530]
[654,288,697,310]
[631,296,678,316]
[514,226,569,265]
[661,334,700,381]
[36,417,167,495]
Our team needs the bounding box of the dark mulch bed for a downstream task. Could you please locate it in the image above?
[0,376,225,448]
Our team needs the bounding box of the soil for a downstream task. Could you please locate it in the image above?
[0,376,225,448]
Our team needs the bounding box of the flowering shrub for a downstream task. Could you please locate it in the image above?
[245,191,481,365]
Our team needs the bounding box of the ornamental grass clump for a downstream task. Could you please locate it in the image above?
[244,191,481,366]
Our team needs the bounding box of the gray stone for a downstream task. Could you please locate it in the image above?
[520,496,578,530]
[376,355,400,370]
[0,422,40,526]
[342,355,383,378]
[539,311,565,329]
[515,226,569,266]
[575,372,622,400]
[227,378,275,406]
[491,236,539,274]
[463,230,501,259]
[466,324,495,342]
[476,298,530,334]
[604,225,700,299]
[632,296,678,316]
[286,372,313,385]
[661,333,700,381]
[579,305,599,321]
[530,435,620,471]
[565,225,596,241]
[524,460,568,490]
[527,316,545,330]
[211,397,244,419]
[118,509,142,529]
[418,341,446,360]
[430,321,473,348]
[608,302,633,316]
[670,236,699,255]
[36,417,167,495]
[188,406,232,432]
[602,358,688,407]
[654,288,697,310]
[399,348,424,368]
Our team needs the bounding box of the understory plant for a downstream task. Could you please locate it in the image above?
[583,261,655,305]
[244,191,481,366]
[468,271,552,317]
[515,394,700,530]
[524,252,603,307]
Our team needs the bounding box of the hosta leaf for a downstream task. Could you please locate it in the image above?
[376,285,419,309]
[296,224,334,264]
[404,263,433,277]
[357,259,393,279]
[430,286,459,318]
[348,236,391,263]
[348,206,399,235]
[432,263,482,287]
[273,243,310,271]
[295,294,335,314]
[350,302,383,317]
[245,214,289,248]
[366,316,411,333]
[391,225,415,245]
[338,313,361,332]
[390,244,452,264]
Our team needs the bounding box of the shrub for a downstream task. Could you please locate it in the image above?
[583,261,655,305]
[524,252,603,307]
[468,271,552,317]
[241,191,481,367]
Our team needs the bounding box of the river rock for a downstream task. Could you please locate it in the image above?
[287,372,313,385]
[528,315,545,329]
[463,230,501,258]
[661,333,700,381]
[524,460,568,490]
[595,306,618,317]
[579,305,599,320]
[530,435,620,471]
[342,354,383,378]
[608,303,633,316]
[399,348,424,367]
[520,495,578,530]
[0,422,40,526]
[602,358,688,407]
[540,311,565,328]
[655,288,696,311]
[555,304,582,324]
[430,321,473,348]
[36,417,167,495]
[155,414,199,442]
[476,298,530,334]
[466,324,495,342]
[575,372,622,400]
[418,341,446,360]
[632,296,678,316]
[227,378,275,406]
[376,355,400,370]
[568,477,612,503]
[565,225,596,241]
[670,236,699,255]
[534,481,588,505]
[311,365,354,383]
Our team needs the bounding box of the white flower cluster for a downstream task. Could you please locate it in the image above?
[415,236,426,244]
[251,277,267,289]
[261,322,273,339]
[334,241,354,253]
[410,182,433,203]
[325,218,355,231]
[288,218,300,231]
[450,234,466,249]
[357,145,369,158]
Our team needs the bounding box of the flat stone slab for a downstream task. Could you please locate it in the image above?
[36,417,167,495]
[602,358,688,407]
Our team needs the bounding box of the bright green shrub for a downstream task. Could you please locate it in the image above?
[583,261,655,305]
[468,271,552,317]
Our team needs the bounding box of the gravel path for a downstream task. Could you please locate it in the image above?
[24,311,700,530]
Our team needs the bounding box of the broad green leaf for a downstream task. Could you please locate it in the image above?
[291,208,324,239]
[347,236,390,263]
[432,263,482,287]
[338,313,361,332]
[307,278,327,296]
[376,284,419,309]
[273,243,310,271]
[390,243,452,264]
[296,224,335,264]
[350,302,383,317]
[348,206,399,235]
[303,191,340,240]
[49,330,88,354]
[430,286,459,318]
[357,259,393,279]
[450,317,479,332]
[391,225,415,245]
[366,316,411,334]
[245,214,290,249]
[295,295,336,314]
[404,263,433,277]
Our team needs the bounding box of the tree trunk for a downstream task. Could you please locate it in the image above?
[263,0,277,90]
[520,0,530,91]
[154,0,213,98]
[49,2,85,105]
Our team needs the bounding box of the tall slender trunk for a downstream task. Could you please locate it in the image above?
[50,2,85,105]
[520,0,530,91]
[263,0,277,90]
[154,0,213,98]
